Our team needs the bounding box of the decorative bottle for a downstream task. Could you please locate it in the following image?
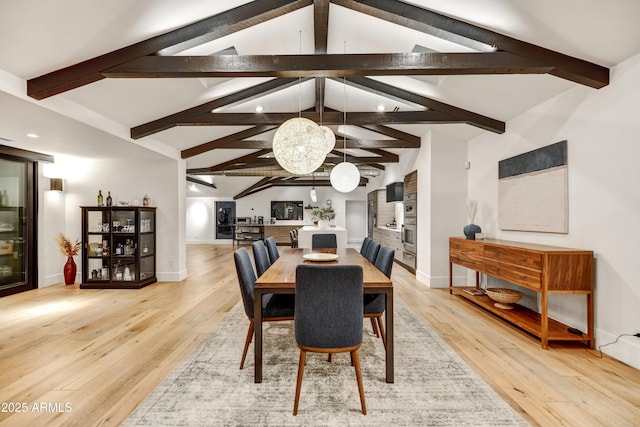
[106,191,112,207]
[97,190,104,206]
[143,194,150,206]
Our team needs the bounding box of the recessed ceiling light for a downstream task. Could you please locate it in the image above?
[376,104,385,112]
[255,106,264,113]
[26,133,39,138]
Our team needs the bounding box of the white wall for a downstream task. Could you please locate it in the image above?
[468,53,640,369]
[39,155,184,285]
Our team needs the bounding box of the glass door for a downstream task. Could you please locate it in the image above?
[0,155,35,297]
[215,201,235,240]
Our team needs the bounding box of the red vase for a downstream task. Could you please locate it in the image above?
[64,256,77,285]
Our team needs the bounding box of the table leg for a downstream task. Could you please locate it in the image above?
[254,290,263,383]
[385,288,394,383]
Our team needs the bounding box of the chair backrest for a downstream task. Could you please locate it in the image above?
[360,237,372,255]
[295,265,363,349]
[252,240,271,277]
[234,247,256,319]
[374,245,395,278]
[311,233,337,249]
[364,240,381,263]
[265,236,280,263]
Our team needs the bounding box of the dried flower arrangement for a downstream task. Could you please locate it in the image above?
[57,233,81,257]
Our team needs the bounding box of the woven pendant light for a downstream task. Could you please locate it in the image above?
[273,117,326,174]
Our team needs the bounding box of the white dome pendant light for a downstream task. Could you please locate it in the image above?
[330,50,360,193]
[330,161,360,192]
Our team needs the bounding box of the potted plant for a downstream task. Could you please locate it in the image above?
[57,233,81,285]
[311,207,335,229]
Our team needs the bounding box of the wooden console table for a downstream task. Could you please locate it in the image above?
[449,237,594,349]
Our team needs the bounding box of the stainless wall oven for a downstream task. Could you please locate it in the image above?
[402,216,416,254]
[403,192,416,218]
[402,192,417,271]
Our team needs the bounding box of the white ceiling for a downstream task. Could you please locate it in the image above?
[1,0,639,195]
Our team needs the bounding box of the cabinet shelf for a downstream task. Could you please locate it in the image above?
[451,287,589,342]
[233,223,264,245]
[80,206,156,289]
[449,237,594,349]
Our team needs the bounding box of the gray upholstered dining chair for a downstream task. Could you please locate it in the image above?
[360,236,372,255]
[293,264,366,415]
[364,239,380,263]
[233,247,295,370]
[364,245,395,348]
[289,229,298,248]
[251,240,271,277]
[311,233,337,249]
[265,236,279,263]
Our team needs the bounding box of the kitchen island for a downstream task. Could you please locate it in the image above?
[297,225,347,248]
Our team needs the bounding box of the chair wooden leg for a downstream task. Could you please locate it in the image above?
[376,315,387,350]
[351,350,367,415]
[293,350,307,416]
[327,353,332,362]
[239,320,254,370]
[370,317,380,337]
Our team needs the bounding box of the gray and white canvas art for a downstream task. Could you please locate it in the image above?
[498,141,568,233]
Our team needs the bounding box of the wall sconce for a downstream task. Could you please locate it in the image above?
[49,178,63,192]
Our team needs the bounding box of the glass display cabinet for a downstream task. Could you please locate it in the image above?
[80,206,156,289]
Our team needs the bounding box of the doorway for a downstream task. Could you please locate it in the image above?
[215,201,235,240]
[345,200,367,245]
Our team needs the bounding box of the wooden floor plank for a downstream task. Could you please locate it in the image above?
[1,244,640,426]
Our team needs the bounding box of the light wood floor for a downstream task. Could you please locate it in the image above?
[1,244,639,426]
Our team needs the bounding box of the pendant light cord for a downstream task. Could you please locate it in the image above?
[343,41,347,163]
[298,30,302,120]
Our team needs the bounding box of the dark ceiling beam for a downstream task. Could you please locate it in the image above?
[325,152,394,164]
[213,138,419,149]
[234,177,277,200]
[26,0,313,99]
[133,78,305,139]
[186,176,217,189]
[191,159,281,173]
[359,148,399,162]
[191,149,272,173]
[314,0,330,54]
[356,124,421,144]
[273,177,368,187]
[336,76,505,133]
[332,0,609,88]
[315,78,326,114]
[180,110,459,126]
[181,125,276,158]
[103,51,552,78]
[326,152,386,170]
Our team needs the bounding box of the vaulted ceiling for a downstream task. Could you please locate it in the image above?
[2,0,639,198]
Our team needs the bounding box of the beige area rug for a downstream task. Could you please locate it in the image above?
[123,298,529,426]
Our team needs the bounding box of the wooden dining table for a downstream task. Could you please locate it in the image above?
[253,247,394,383]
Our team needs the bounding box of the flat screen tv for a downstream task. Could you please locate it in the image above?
[271,201,304,220]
